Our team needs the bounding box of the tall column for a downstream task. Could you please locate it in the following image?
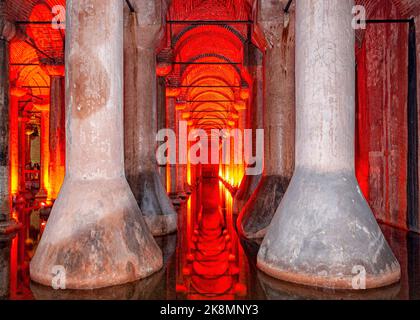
[166,96,179,200]
[34,105,50,200]
[124,0,177,236]
[0,12,20,239]
[237,1,295,239]
[30,0,162,289]
[10,88,26,196]
[43,66,66,201]
[176,109,188,199]
[257,0,400,289]
[157,77,167,188]
[232,49,263,215]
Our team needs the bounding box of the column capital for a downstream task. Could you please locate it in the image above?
[0,19,16,41]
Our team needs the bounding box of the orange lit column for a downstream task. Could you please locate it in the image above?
[176,108,187,200]
[9,88,26,196]
[0,16,20,238]
[34,104,50,200]
[30,0,162,289]
[237,1,295,239]
[157,77,167,188]
[166,95,179,200]
[42,65,65,201]
[257,0,400,289]
[123,0,177,236]
[232,73,263,215]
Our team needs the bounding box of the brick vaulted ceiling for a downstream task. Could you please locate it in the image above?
[4,0,420,99]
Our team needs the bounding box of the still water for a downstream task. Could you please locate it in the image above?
[1,177,419,300]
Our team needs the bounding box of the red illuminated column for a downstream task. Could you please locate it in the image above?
[0,16,19,235]
[257,0,400,289]
[123,0,177,235]
[30,0,162,289]
[42,65,65,201]
[34,104,50,201]
[166,95,178,200]
[9,88,26,196]
[237,1,295,239]
[176,108,188,199]
[232,78,262,215]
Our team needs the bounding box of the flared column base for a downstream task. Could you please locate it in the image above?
[233,174,262,215]
[257,168,401,290]
[134,171,178,236]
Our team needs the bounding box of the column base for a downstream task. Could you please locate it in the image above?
[233,174,261,215]
[256,269,401,299]
[237,175,290,239]
[257,168,401,290]
[30,177,163,290]
[133,171,178,236]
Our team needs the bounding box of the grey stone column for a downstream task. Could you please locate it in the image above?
[30,0,162,290]
[237,1,295,239]
[257,0,400,289]
[0,10,20,239]
[124,0,177,236]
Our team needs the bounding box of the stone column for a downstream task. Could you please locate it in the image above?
[10,88,26,196]
[176,109,188,200]
[0,13,20,238]
[166,96,179,200]
[124,0,177,236]
[257,0,400,289]
[237,1,295,239]
[43,66,65,201]
[157,77,167,188]
[34,105,50,200]
[232,50,263,215]
[30,0,162,290]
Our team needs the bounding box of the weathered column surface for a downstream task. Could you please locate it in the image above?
[0,12,20,239]
[238,0,295,239]
[232,48,263,215]
[30,0,162,289]
[124,0,177,236]
[257,0,400,289]
[45,66,65,201]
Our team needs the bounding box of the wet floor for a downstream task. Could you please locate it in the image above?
[1,176,420,300]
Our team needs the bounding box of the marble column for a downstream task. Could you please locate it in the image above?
[237,1,295,239]
[166,96,179,201]
[30,0,162,289]
[9,88,26,196]
[176,109,188,200]
[34,105,50,200]
[44,66,65,201]
[0,13,20,238]
[124,0,177,236]
[257,0,400,289]
[157,77,167,188]
[232,49,263,215]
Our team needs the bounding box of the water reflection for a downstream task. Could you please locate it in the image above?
[175,176,248,299]
[29,233,177,300]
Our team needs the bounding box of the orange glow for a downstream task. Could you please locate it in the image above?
[156,63,173,77]
[9,90,25,195]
